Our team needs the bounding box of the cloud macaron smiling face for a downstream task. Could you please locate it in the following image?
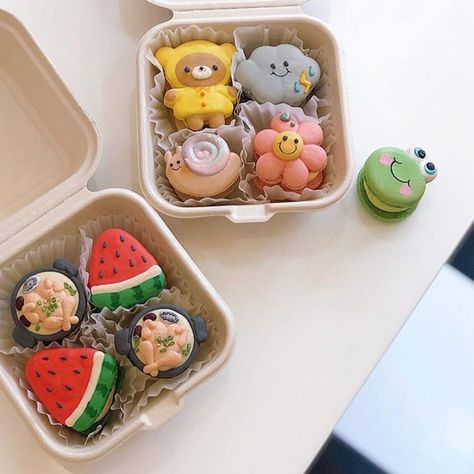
[235,44,321,106]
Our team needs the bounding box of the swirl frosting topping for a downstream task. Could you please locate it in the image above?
[181,133,230,177]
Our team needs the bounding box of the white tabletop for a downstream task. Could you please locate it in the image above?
[0,0,472,473]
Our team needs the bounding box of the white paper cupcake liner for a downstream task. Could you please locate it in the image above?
[236,101,337,202]
[154,125,265,206]
[0,215,220,447]
[147,24,337,205]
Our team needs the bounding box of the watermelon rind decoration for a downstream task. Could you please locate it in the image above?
[88,229,167,310]
[25,348,120,434]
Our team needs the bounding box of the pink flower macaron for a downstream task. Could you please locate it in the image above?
[254,112,328,193]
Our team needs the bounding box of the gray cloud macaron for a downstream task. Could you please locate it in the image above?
[235,44,321,106]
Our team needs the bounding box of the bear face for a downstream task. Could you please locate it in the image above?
[175,53,227,87]
[156,40,236,89]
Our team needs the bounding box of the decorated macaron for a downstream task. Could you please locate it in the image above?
[254,112,327,193]
[115,304,208,379]
[155,40,238,131]
[11,259,87,348]
[236,44,321,106]
[357,147,438,221]
[165,133,241,200]
[88,229,166,311]
[26,348,121,434]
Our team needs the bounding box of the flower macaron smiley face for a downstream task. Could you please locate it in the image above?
[358,147,438,221]
[273,131,304,161]
[254,112,328,193]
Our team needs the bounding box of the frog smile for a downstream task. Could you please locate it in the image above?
[390,158,411,186]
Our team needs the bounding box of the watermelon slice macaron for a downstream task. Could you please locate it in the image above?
[25,348,121,434]
[88,229,166,310]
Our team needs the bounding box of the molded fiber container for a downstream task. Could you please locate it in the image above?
[0,9,235,463]
[137,0,354,223]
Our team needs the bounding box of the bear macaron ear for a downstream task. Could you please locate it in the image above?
[221,43,237,60]
[155,46,175,68]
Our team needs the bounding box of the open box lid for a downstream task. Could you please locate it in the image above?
[147,0,305,12]
[0,10,100,245]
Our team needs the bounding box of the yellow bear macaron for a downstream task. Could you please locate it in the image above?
[156,40,238,131]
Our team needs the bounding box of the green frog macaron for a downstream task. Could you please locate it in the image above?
[357,147,438,221]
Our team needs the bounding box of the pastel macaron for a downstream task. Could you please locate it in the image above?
[165,133,241,200]
[357,147,438,221]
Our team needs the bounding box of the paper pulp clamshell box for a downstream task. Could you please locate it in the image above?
[0,8,234,463]
[138,0,354,223]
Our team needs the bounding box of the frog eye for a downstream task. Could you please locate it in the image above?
[22,275,40,293]
[420,161,438,183]
[414,147,427,159]
[408,146,427,162]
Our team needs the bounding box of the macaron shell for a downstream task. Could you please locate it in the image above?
[363,148,426,208]
[357,169,418,222]
[175,176,240,201]
[167,152,241,199]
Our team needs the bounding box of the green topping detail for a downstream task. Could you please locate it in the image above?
[73,353,118,433]
[35,324,41,332]
[160,348,167,353]
[132,335,140,353]
[91,273,166,310]
[63,282,77,296]
[37,296,59,317]
[156,335,175,348]
[181,343,192,357]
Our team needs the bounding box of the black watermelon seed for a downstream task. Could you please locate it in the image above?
[74,369,81,375]
[56,402,63,409]
[19,315,31,327]
[42,356,49,361]
[64,384,72,391]
[48,370,56,375]
[100,257,105,264]
[99,271,104,279]
[141,255,147,263]
[80,354,88,360]
[60,356,68,361]
[15,296,24,311]
[143,313,157,321]
[35,370,41,378]
[119,235,125,242]
[113,267,118,274]
[115,250,121,258]
[131,245,136,251]
[129,259,135,267]
[102,241,107,249]
[133,325,142,337]
[46,387,53,393]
